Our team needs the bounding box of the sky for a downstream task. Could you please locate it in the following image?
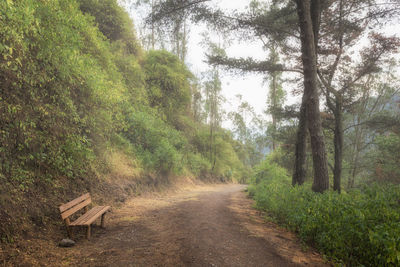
[185,0,270,122]
[186,20,269,124]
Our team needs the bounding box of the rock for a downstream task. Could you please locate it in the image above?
[59,238,75,247]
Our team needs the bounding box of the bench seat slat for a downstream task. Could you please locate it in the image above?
[59,193,90,213]
[83,206,110,225]
[70,206,103,226]
[70,206,110,226]
[61,198,92,220]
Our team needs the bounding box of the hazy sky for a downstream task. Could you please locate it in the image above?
[185,0,270,124]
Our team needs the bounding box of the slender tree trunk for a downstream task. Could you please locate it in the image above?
[151,0,155,49]
[349,129,362,189]
[272,118,276,151]
[182,21,187,62]
[175,22,180,58]
[296,0,329,192]
[271,73,277,151]
[333,97,343,192]
[212,133,217,171]
[349,156,358,188]
[292,95,307,186]
[209,118,213,162]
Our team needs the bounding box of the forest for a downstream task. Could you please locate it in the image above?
[1,0,400,266]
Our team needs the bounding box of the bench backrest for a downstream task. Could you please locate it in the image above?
[59,193,91,220]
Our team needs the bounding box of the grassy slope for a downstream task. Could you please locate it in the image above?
[0,0,248,249]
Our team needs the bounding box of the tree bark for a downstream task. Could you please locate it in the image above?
[151,0,155,49]
[292,94,307,186]
[271,73,277,151]
[349,122,362,189]
[295,0,329,193]
[310,0,321,51]
[333,97,343,192]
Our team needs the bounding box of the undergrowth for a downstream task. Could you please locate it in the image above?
[248,158,400,266]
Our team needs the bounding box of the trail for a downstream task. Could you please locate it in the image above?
[43,184,328,266]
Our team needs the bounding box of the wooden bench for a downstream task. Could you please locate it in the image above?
[59,193,110,240]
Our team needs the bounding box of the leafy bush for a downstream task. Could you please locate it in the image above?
[186,153,211,176]
[0,0,121,183]
[123,111,186,174]
[143,50,192,124]
[249,156,400,266]
[374,133,400,183]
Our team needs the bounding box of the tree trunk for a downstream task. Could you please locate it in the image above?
[212,133,217,171]
[209,120,213,162]
[271,73,277,151]
[292,95,307,186]
[182,21,187,62]
[151,0,155,49]
[349,154,358,188]
[349,129,362,189]
[310,0,321,51]
[333,97,343,193]
[296,0,329,193]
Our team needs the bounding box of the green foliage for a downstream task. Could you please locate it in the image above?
[79,0,125,40]
[0,0,120,182]
[190,127,248,181]
[374,133,400,183]
[111,43,147,106]
[143,50,192,123]
[185,152,211,176]
[77,0,142,55]
[212,133,244,179]
[123,111,186,174]
[249,155,400,266]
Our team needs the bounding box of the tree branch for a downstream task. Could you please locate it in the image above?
[207,54,303,74]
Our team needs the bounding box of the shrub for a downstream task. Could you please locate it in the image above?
[123,111,185,174]
[186,153,211,176]
[249,156,400,266]
[374,133,400,183]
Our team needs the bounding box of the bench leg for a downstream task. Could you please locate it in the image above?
[66,226,73,239]
[101,213,106,228]
[86,225,91,240]
[65,219,73,239]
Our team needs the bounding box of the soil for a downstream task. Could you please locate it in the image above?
[3,184,330,266]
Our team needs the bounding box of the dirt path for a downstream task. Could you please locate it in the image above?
[35,184,328,266]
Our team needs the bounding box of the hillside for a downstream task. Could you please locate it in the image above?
[0,0,250,245]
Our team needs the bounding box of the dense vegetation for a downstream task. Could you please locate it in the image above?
[249,154,400,266]
[0,0,250,243]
